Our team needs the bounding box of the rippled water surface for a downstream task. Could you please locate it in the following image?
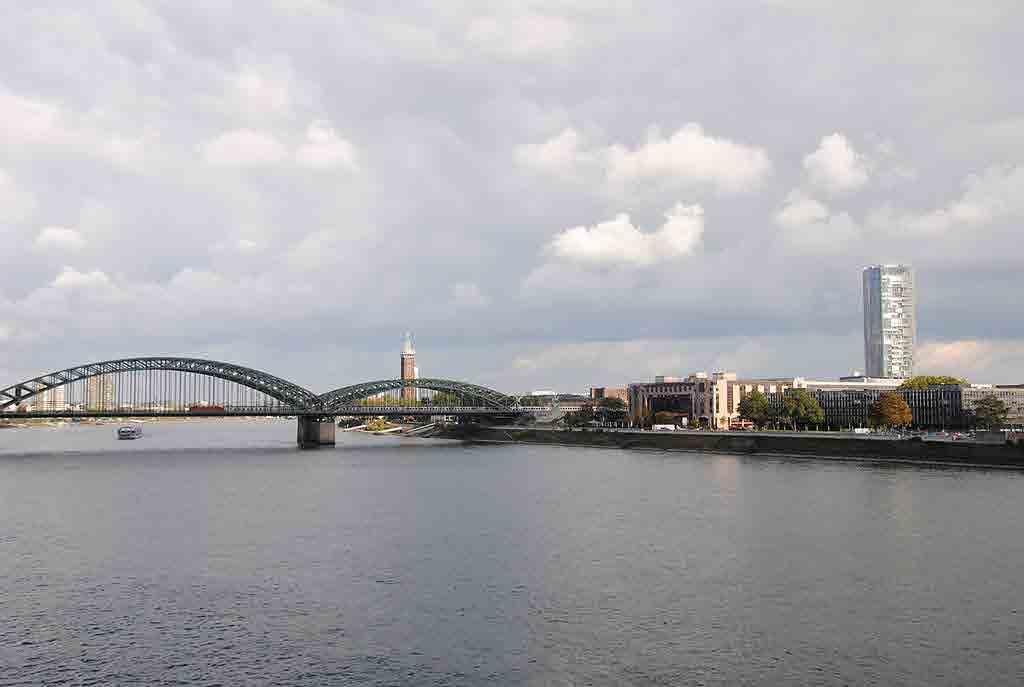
[2,420,1023,685]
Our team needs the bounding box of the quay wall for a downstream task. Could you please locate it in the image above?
[433,427,1024,468]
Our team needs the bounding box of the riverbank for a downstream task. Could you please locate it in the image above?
[432,426,1024,468]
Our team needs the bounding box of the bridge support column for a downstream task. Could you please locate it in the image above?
[297,416,336,448]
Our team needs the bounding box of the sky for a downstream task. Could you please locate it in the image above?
[2,1,1023,393]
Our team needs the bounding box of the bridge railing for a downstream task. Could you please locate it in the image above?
[331,405,515,415]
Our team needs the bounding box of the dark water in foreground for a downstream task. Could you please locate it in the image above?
[2,421,1023,686]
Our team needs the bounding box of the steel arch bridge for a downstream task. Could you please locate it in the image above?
[319,378,517,415]
[0,358,524,442]
[0,357,322,412]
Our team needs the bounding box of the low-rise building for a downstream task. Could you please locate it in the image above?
[965,385,1024,427]
[28,386,67,412]
[765,384,1024,429]
[590,386,628,405]
[801,377,905,391]
[629,372,800,429]
[629,371,1024,430]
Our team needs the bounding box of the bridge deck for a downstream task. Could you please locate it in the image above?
[3,406,522,419]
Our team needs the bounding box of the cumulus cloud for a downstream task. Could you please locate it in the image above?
[51,267,111,289]
[451,282,488,308]
[236,69,291,114]
[875,165,1024,234]
[803,133,869,194]
[1,3,1023,390]
[202,128,287,166]
[775,190,860,252]
[209,238,263,256]
[775,191,830,228]
[0,89,151,170]
[465,13,577,60]
[0,169,36,223]
[517,124,772,193]
[295,120,357,170]
[515,128,588,180]
[548,203,704,267]
[35,226,85,251]
[606,124,773,192]
[917,339,1024,383]
[0,90,61,145]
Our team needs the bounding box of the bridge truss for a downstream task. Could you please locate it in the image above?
[0,359,523,420]
[319,378,517,415]
[0,357,319,416]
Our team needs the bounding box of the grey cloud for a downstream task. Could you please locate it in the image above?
[2,1,1023,391]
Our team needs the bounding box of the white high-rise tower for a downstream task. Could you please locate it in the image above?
[862,264,916,379]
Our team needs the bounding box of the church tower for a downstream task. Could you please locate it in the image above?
[400,332,417,402]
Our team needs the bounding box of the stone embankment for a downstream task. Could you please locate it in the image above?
[431,426,1024,468]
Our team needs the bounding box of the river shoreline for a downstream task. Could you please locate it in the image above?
[431,426,1024,469]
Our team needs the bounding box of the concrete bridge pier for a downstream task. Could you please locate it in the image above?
[297,416,336,448]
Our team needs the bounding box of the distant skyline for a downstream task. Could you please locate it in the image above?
[1,3,1023,390]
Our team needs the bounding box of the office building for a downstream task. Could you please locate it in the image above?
[29,386,66,412]
[863,264,916,378]
[590,386,628,405]
[629,372,918,429]
[628,372,801,429]
[766,384,1024,429]
[86,375,116,411]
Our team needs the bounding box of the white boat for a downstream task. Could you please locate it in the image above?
[117,425,142,440]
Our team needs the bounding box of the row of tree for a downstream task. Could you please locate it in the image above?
[567,386,1011,431]
[898,375,968,389]
[563,397,627,427]
[737,389,1010,430]
[736,389,825,429]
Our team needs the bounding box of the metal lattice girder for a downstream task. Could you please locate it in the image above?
[0,357,321,410]
[318,378,516,412]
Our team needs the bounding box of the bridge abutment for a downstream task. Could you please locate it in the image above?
[297,416,336,448]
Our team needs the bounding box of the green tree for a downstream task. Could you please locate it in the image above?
[737,390,771,428]
[782,389,825,430]
[597,396,626,411]
[972,394,1009,429]
[564,404,595,428]
[869,392,913,428]
[596,396,626,422]
[899,375,967,390]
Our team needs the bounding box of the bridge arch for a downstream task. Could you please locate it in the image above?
[318,378,515,412]
[0,357,320,411]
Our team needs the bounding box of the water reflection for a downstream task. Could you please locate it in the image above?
[2,423,1023,685]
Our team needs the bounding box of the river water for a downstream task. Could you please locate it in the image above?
[2,420,1022,685]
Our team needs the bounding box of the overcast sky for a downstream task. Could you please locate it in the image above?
[2,1,1023,393]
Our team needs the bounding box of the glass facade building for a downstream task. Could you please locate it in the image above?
[766,385,1024,430]
[863,264,916,379]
